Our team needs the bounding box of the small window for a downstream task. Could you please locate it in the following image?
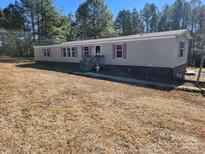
[84,52,89,57]
[43,48,51,57]
[72,47,76,51]
[47,52,49,57]
[47,49,50,57]
[117,45,122,51]
[65,48,71,57]
[63,48,66,57]
[44,49,47,56]
[84,47,89,52]
[179,49,184,57]
[67,51,71,57]
[179,42,185,58]
[72,51,76,57]
[72,47,76,57]
[116,44,123,58]
[180,42,185,48]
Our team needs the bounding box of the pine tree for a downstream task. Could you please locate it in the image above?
[158,4,172,31]
[0,2,24,30]
[131,9,144,34]
[20,0,59,43]
[76,0,115,39]
[171,0,190,30]
[115,9,132,36]
[52,14,71,42]
[141,3,159,33]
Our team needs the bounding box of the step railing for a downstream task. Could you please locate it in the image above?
[80,55,105,71]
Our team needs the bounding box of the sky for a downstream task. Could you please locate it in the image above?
[0,0,175,16]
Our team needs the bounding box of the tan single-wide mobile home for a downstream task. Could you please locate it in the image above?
[34,29,191,79]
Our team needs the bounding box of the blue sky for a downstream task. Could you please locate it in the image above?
[1,0,175,16]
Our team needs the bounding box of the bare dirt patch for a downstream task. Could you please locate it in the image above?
[0,62,205,153]
[186,67,205,82]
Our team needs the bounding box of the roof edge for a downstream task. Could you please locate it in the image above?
[33,29,192,47]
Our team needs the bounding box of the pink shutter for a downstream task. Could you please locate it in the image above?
[76,46,78,57]
[123,44,127,59]
[112,44,116,59]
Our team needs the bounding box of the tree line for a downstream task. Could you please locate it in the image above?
[0,0,205,66]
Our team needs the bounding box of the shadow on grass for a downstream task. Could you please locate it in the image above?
[0,56,34,63]
[16,62,180,92]
[17,62,79,73]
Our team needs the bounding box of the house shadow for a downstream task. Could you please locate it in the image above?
[16,62,185,92]
[17,62,79,74]
[0,56,34,63]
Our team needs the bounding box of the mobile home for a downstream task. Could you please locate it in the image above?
[34,29,191,79]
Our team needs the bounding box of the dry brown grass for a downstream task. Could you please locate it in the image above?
[186,67,205,82]
[0,61,205,153]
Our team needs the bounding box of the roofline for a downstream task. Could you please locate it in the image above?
[33,29,191,48]
[33,36,176,48]
[184,31,192,40]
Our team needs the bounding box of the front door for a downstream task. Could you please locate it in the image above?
[96,46,101,55]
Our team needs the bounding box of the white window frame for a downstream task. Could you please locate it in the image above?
[67,47,71,57]
[62,48,67,57]
[72,47,76,52]
[83,46,89,52]
[83,46,90,57]
[115,44,123,58]
[179,41,185,58]
[62,47,77,58]
[43,49,47,57]
[47,48,51,57]
[72,51,76,57]
[71,47,77,57]
[43,48,51,57]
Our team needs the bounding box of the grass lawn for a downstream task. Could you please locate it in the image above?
[0,61,205,153]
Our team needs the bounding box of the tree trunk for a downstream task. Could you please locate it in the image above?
[31,11,36,42]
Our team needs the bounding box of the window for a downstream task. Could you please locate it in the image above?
[83,46,90,57]
[179,42,185,58]
[44,49,47,56]
[43,48,51,57]
[84,47,89,52]
[67,51,71,57]
[67,48,71,57]
[71,47,77,57]
[116,44,123,58]
[63,48,66,57]
[84,52,89,57]
[62,47,76,57]
[72,51,76,57]
[72,47,76,51]
[47,49,50,57]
